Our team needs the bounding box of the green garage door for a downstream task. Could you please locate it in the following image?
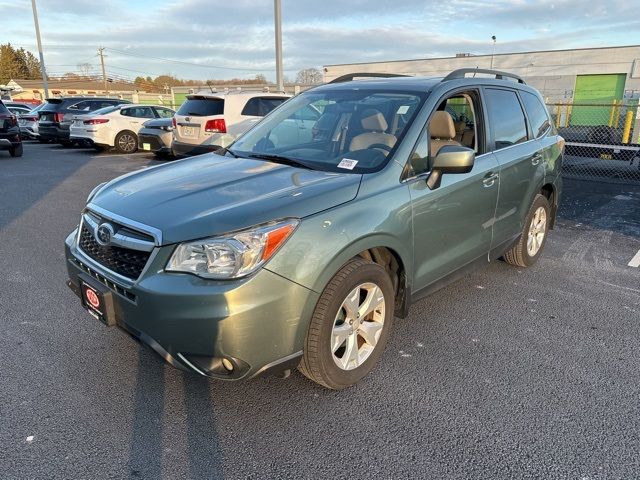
[571,74,626,126]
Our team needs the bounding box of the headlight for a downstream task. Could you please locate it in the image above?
[166,219,298,279]
[161,125,174,132]
[87,182,107,202]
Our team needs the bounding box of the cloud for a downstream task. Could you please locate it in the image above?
[1,0,638,81]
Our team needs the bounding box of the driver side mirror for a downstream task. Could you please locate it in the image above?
[426,145,475,190]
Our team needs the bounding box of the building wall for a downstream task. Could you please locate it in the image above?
[323,45,640,102]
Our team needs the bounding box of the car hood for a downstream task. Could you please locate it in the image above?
[142,118,172,128]
[90,153,362,245]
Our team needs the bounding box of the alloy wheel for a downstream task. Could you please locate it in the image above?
[527,206,547,256]
[331,282,386,371]
[118,133,136,153]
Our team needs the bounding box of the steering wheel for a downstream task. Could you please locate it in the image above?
[368,143,393,153]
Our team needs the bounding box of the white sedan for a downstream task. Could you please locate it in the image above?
[70,104,175,153]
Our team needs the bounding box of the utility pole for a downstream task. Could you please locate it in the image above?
[98,47,108,95]
[30,0,49,98]
[490,35,497,69]
[274,0,284,93]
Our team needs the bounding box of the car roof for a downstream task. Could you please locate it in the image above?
[310,74,540,96]
[186,91,291,100]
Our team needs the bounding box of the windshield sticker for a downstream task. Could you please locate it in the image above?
[337,158,358,170]
[397,105,410,114]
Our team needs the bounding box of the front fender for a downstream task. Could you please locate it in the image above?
[265,181,413,296]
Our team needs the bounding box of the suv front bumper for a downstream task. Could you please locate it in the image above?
[64,229,318,380]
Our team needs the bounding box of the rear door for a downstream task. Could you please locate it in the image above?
[173,96,224,146]
[120,106,156,133]
[483,87,545,250]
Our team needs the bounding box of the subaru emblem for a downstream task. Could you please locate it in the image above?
[96,223,115,246]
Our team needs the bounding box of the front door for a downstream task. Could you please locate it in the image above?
[406,89,499,293]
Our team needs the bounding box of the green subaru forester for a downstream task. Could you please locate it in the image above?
[65,69,563,389]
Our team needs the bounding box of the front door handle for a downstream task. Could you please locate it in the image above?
[531,153,543,165]
[482,172,499,188]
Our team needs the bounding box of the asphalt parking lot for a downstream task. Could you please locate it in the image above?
[1,142,639,479]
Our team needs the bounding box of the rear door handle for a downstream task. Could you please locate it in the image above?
[482,172,499,187]
[531,153,543,165]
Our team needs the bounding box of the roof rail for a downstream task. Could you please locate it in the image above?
[442,68,526,84]
[329,72,410,84]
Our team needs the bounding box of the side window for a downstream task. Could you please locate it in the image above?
[520,91,551,139]
[69,101,91,111]
[154,107,174,118]
[258,97,287,116]
[407,91,481,178]
[485,88,528,150]
[241,98,260,116]
[121,107,154,118]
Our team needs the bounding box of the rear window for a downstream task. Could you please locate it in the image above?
[41,99,64,112]
[485,88,528,150]
[177,97,224,116]
[91,106,120,115]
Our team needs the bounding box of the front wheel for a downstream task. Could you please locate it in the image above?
[299,258,394,389]
[503,194,551,267]
[115,131,138,154]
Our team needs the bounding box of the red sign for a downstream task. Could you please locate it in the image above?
[85,287,100,309]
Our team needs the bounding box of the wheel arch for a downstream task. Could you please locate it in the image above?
[308,234,412,319]
[540,182,557,228]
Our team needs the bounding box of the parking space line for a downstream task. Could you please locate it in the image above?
[629,249,640,268]
[91,153,150,159]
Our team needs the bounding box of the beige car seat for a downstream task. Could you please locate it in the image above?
[429,111,461,156]
[349,109,397,152]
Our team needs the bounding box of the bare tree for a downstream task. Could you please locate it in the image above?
[77,62,93,78]
[295,68,322,85]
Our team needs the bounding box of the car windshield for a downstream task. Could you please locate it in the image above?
[229,89,426,173]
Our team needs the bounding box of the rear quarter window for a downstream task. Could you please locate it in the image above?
[177,98,224,116]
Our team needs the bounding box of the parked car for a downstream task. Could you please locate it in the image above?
[172,91,290,157]
[18,103,46,140]
[0,99,23,157]
[65,69,563,389]
[138,117,174,157]
[7,105,32,116]
[70,104,175,153]
[5,101,34,111]
[39,97,131,145]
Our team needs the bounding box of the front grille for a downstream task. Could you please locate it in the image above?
[139,134,164,150]
[78,225,151,280]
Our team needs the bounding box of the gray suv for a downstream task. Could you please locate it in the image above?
[65,69,563,389]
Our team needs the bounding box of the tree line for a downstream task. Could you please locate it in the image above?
[0,44,42,85]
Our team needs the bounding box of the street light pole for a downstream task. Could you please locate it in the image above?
[98,47,108,95]
[30,0,49,98]
[274,0,284,92]
[490,35,497,69]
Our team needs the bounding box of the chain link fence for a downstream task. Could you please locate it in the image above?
[546,101,640,184]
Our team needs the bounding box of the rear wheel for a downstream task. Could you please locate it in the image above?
[504,194,550,267]
[9,144,23,157]
[115,131,138,154]
[299,258,394,389]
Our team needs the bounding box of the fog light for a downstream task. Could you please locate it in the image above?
[222,358,234,371]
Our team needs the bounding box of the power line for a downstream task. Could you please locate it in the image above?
[105,47,267,72]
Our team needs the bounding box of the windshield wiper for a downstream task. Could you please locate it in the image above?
[248,153,313,170]
[217,147,239,158]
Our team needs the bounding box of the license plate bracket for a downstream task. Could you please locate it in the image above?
[78,273,116,326]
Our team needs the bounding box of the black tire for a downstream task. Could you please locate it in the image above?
[115,131,138,154]
[37,138,49,144]
[503,194,551,267]
[299,258,395,389]
[60,140,74,148]
[9,144,23,157]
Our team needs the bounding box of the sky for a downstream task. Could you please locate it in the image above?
[1,0,639,82]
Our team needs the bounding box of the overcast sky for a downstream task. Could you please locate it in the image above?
[1,0,638,82]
